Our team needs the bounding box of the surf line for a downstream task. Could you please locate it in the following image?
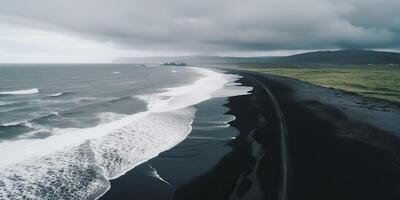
[149,164,171,185]
[187,136,236,140]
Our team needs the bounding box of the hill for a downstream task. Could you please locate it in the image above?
[114,50,400,65]
[270,50,400,64]
[113,55,274,65]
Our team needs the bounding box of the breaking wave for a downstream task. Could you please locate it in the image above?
[0,88,39,95]
[48,92,66,97]
[0,67,251,200]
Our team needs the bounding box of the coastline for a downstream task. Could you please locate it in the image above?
[101,69,400,200]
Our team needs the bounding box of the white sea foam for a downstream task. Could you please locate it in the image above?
[149,164,170,185]
[138,67,249,113]
[194,115,236,130]
[48,92,64,97]
[207,115,236,125]
[112,71,120,74]
[1,121,22,127]
[16,123,51,140]
[0,67,252,200]
[187,136,236,141]
[76,97,98,101]
[50,111,59,116]
[0,88,39,95]
[96,112,127,124]
[193,124,230,130]
[0,143,109,200]
[211,73,252,97]
[1,121,33,128]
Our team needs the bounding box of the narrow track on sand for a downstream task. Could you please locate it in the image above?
[246,75,291,200]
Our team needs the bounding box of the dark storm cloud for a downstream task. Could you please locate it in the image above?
[0,0,399,53]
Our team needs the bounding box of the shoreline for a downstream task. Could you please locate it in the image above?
[229,70,400,199]
[100,69,400,200]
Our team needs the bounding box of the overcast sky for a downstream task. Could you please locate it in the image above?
[0,0,399,62]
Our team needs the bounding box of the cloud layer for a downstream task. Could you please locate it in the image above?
[1,0,399,54]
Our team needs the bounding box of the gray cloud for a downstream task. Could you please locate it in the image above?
[0,0,399,54]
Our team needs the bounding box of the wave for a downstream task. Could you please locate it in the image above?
[0,101,14,106]
[0,67,252,200]
[187,136,236,140]
[57,96,135,118]
[47,92,63,97]
[47,91,75,98]
[0,88,39,95]
[0,122,34,140]
[96,112,127,124]
[0,112,59,141]
[0,121,49,141]
[0,101,28,108]
[3,111,60,126]
[197,115,236,125]
[192,124,230,130]
[1,121,34,128]
[193,115,236,130]
[137,67,244,113]
[49,92,63,97]
[103,96,132,104]
[0,108,195,199]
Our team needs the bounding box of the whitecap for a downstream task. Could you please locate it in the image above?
[1,121,33,128]
[0,88,39,95]
[48,92,64,97]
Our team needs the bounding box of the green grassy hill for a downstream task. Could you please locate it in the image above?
[246,65,400,103]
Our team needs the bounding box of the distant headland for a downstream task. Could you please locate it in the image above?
[161,62,187,66]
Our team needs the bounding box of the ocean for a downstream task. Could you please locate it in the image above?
[0,64,251,199]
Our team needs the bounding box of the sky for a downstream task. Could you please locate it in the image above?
[0,0,399,63]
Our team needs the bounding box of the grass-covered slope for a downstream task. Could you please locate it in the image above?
[246,65,400,103]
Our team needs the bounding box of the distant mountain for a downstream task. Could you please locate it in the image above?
[114,50,400,65]
[270,50,400,64]
[113,55,274,65]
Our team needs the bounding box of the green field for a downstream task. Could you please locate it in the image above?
[245,65,400,103]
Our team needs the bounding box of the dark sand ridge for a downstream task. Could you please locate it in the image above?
[101,70,400,200]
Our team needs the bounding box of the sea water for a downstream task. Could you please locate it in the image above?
[0,64,251,199]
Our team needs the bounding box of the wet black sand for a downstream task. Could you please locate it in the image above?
[101,70,400,200]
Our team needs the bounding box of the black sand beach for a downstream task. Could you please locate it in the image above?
[101,70,400,200]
